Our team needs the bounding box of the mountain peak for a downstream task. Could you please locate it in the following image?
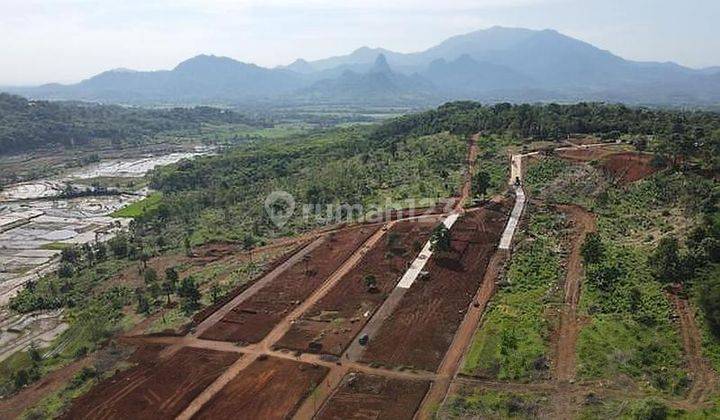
[370,54,392,74]
[285,58,315,74]
[107,67,138,74]
[173,54,250,72]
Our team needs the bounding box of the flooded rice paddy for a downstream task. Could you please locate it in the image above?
[0,149,207,360]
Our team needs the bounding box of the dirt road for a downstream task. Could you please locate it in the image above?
[176,223,391,419]
[668,291,718,404]
[416,250,509,419]
[455,133,479,212]
[554,204,596,382]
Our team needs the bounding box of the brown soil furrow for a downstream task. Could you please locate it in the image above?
[193,357,330,420]
[177,224,390,418]
[416,249,510,419]
[61,347,239,420]
[315,372,430,420]
[553,204,596,382]
[455,133,479,212]
[669,291,718,404]
[359,201,510,372]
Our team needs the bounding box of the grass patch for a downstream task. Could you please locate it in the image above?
[111,192,162,218]
[579,397,671,419]
[0,351,35,396]
[146,307,189,334]
[19,345,134,419]
[462,207,563,380]
[40,242,73,251]
[692,264,720,373]
[525,159,700,396]
[443,389,548,419]
[545,180,689,394]
[524,156,569,195]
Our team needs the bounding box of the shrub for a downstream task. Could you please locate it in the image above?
[58,263,75,279]
[581,232,605,264]
[630,398,669,420]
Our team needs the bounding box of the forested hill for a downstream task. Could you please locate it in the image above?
[372,101,720,143]
[0,93,262,155]
[140,101,720,249]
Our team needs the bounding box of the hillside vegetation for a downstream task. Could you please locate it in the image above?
[0,93,264,155]
[5,101,720,417]
[148,126,467,245]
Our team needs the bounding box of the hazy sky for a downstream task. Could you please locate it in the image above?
[2,0,719,85]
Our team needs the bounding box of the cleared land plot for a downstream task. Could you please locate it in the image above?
[600,152,658,184]
[360,201,510,371]
[194,356,329,419]
[61,347,239,420]
[276,219,438,355]
[555,145,627,162]
[316,372,430,420]
[556,148,657,185]
[199,226,377,344]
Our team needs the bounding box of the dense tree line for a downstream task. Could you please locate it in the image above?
[374,101,720,140]
[138,101,720,247]
[0,93,267,155]
[372,101,720,170]
[144,125,465,244]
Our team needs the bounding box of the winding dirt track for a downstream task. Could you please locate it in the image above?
[554,204,596,382]
[669,291,718,404]
[455,133,479,212]
[547,195,605,420]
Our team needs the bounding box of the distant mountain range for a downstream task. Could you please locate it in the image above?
[6,26,720,107]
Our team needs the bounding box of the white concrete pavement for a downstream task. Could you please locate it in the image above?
[397,212,459,289]
[499,185,525,250]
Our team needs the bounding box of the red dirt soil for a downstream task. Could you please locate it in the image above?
[417,249,511,419]
[199,226,377,344]
[360,201,511,372]
[555,147,619,163]
[315,372,430,420]
[276,219,439,356]
[61,347,239,420]
[557,149,658,185]
[600,152,658,184]
[553,205,596,382]
[455,133,479,211]
[191,240,311,325]
[668,290,718,404]
[194,356,329,419]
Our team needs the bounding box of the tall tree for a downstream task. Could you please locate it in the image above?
[473,170,491,199]
[430,224,452,253]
